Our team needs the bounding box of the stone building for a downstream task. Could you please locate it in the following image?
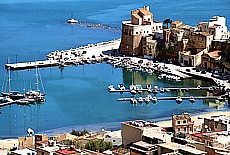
[120,6,162,56]
[201,50,222,72]
[202,115,230,132]
[172,113,194,134]
[142,35,158,60]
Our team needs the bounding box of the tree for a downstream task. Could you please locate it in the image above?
[85,140,113,152]
[163,18,172,29]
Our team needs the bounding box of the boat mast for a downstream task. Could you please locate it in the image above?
[35,66,39,92]
[7,57,11,93]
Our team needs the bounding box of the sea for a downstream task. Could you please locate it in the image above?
[0,0,230,138]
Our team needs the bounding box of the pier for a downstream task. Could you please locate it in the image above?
[109,86,215,93]
[5,39,121,70]
[117,96,220,102]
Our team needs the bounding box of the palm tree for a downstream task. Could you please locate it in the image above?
[163,18,172,29]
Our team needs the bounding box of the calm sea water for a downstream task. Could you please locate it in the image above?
[0,0,229,138]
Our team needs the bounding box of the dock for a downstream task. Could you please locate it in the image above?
[117,96,221,102]
[109,86,214,93]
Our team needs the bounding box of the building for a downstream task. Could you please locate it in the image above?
[202,115,230,132]
[120,6,162,56]
[122,120,170,146]
[157,142,207,155]
[197,16,229,40]
[201,50,222,72]
[104,130,122,146]
[11,148,36,155]
[143,35,158,60]
[130,141,157,155]
[172,113,194,134]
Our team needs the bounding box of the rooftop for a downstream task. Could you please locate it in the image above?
[123,120,160,129]
[158,142,207,154]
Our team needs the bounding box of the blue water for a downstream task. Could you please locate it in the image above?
[0,0,229,138]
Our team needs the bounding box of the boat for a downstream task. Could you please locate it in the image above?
[138,97,143,103]
[152,97,157,104]
[145,95,152,103]
[130,89,137,95]
[0,96,14,103]
[159,88,164,93]
[189,96,195,103]
[67,14,78,23]
[152,88,158,94]
[108,85,115,91]
[176,96,183,104]
[25,67,46,102]
[118,84,125,90]
[130,98,137,105]
[1,67,25,100]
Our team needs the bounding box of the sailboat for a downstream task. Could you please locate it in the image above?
[1,67,24,100]
[25,67,46,102]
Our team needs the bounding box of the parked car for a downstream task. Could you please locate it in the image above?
[201,70,207,74]
[186,69,190,72]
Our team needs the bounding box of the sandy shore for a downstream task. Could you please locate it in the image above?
[0,138,18,151]
[156,110,230,129]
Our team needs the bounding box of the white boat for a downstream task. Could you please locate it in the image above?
[152,88,158,94]
[108,85,115,91]
[152,97,157,104]
[189,96,195,103]
[67,14,78,23]
[138,97,143,103]
[25,67,46,102]
[1,66,24,100]
[159,88,164,93]
[118,84,125,90]
[130,89,137,95]
[130,98,137,105]
[176,96,182,104]
[0,96,13,103]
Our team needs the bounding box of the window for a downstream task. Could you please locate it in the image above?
[190,127,192,131]
[113,140,116,142]
[177,121,180,124]
[184,127,186,132]
[178,128,180,132]
[136,32,138,34]
[183,120,186,124]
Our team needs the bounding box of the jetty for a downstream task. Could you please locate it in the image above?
[117,96,220,102]
[5,39,121,70]
[108,85,217,93]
